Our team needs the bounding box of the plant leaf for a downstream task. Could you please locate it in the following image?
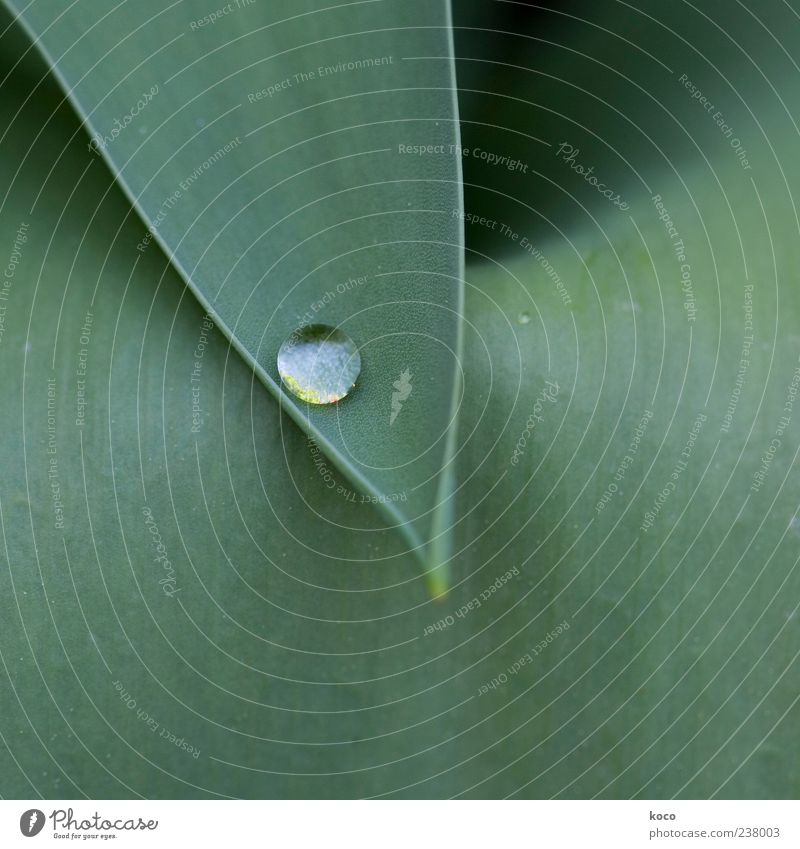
[3,0,465,586]
[2,0,799,801]
[0,16,469,797]
[446,0,800,797]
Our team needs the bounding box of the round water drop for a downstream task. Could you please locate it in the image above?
[517,311,531,325]
[277,324,361,405]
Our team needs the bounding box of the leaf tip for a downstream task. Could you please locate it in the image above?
[426,569,449,601]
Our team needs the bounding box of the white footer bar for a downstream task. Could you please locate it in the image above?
[2,799,797,847]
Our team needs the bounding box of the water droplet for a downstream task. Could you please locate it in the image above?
[277,324,361,404]
[517,311,531,325]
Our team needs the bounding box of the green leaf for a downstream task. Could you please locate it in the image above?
[4,0,464,587]
[447,0,800,797]
[2,0,799,801]
[0,13,465,798]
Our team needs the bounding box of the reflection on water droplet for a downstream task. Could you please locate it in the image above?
[277,324,360,405]
[517,311,531,325]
